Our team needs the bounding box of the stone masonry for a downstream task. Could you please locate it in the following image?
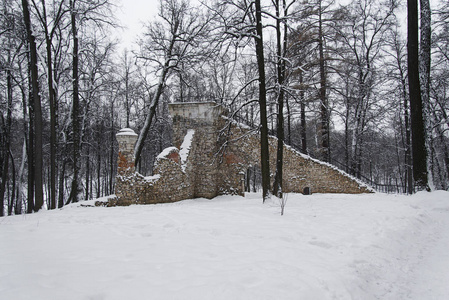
[111,102,372,206]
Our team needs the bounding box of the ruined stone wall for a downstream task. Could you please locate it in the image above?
[112,129,196,206]
[170,102,228,199]
[111,102,371,207]
[225,122,372,194]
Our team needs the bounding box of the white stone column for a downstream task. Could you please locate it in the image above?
[116,128,138,176]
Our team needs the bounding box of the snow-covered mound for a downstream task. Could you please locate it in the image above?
[1,192,448,299]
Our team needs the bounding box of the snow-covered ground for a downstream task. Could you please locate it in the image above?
[1,191,448,300]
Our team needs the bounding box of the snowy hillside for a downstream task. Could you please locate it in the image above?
[1,191,449,300]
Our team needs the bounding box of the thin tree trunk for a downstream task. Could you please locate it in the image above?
[318,0,329,162]
[85,143,90,200]
[0,69,13,217]
[15,139,26,215]
[109,111,114,194]
[286,95,291,145]
[273,0,286,198]
[26,70,34,214]
[403,77,413,194]
[97,143,101,198]
[41,0,57,209]
[134,18,180,166]
[58,161,65,208]
[8,149,16,215]
[22,0,43,212]
[254,0,271,202]
[67,0,81,204]
[300,72,307,154]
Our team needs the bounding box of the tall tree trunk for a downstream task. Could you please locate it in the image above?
[300,72,307,154]
[109,106,114,194]
[41,0,57,209]
[419,0,432,189]
[67,0,81,204]
[254,0,271,202]
[26,66,34,213]
[134,62,172,166]
[401,72,413,194]
[134,18,180,166]
[273,0,286,198]
[22,0,44,212]
[318,0,329,162]
[96,121,102,198]
[407,0,428,189]
[0,69,13,217]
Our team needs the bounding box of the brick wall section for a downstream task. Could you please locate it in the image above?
[170,102,228,198]
[111,129,195,206]
[110,103,372,207]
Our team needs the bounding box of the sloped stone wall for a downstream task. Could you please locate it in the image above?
[225,123,372,194]
[111,102,372,206]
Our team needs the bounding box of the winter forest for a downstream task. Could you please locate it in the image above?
[0,0,448,216]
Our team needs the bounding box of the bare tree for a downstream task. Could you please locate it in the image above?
[134,0,215,166]
[22,0,44,212]
[32,0,67,209]
[272,0,296,197]
[334,0,396,178]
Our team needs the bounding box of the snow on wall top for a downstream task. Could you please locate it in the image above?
[154,129,194,172]
[227,115,374,192]
[116,128,138,137]
[156,147,179,161]
[283,144,375,192]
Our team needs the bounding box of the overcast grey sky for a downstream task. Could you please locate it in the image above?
[114,0,440,51]
[115,0,159,51]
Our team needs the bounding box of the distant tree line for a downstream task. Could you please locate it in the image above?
[1,0,448,216]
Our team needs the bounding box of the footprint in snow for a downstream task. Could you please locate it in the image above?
[308,240,332,249]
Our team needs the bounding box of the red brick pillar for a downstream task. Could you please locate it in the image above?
[116,128,138,176]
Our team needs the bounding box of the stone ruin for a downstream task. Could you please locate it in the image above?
[110,102,372,206]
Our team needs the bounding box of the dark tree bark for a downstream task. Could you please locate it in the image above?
[37,0,64,209]
[109,102,115,194]
[318,0,329,162]
[22,0,44,212]
[273,0,288,197]
[0,69,13,217]
[58,161,66,208]
[254,0,271,202]
[286,96,291,145]
[407,0,428,189]
[403,71,413,195]
[85,144,90,200]
[67,0,81,204]
[7,149,16,216]
[395,43,414,194]
[26,64,34,214]
[299,72,307,155]
[419,0,432,187]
